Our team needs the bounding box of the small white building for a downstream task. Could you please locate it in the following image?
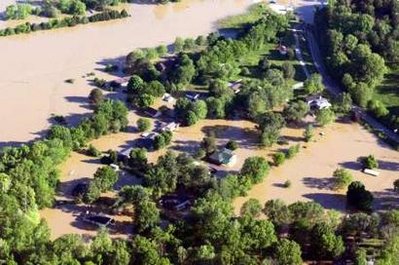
[141,132,159,140]
[162,93,175,103]
[161,122,179,132]
[307,95,331,110]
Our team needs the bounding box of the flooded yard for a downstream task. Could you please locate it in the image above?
[233,121,399,215]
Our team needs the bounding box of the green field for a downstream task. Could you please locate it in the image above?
[374,69,399,116]
[218,3,269,29]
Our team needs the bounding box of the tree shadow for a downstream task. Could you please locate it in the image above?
[377,160,399,171]
[338,161,362,171]
[373,189,399,211]
[302,177,335,190]
[302,193,346,211]
[57,177,92,200]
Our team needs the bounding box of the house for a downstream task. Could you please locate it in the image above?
[119,148,133,162]
[144,107,162,118]
[160,122,179,132]
[110,77,130,88]
[81,213,115,227]
[208,148,237,166]
[162,93,175,103]
[186,92,200,101]
[141,132,159,140]
[159,195,191,211]
[307,95,331,110]
[228,79,242,94]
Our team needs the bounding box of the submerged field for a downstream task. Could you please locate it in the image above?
[233,120,399,215]
[0,0,255,145]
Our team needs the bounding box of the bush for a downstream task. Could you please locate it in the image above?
[361,155,378,169]
[273,152,286,166]
[226,140,238,150]
[87,144,101,157]
[303,124,314,142]
[286,144,300,159]
[333,168,353,190]
[137,118,151,132]
[283,180,291,188]
[89,88,104,105]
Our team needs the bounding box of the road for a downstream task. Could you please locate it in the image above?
[304,26,399,144]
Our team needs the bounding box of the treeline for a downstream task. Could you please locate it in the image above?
[5,0,180,21]
[0,99,128,263]
[315,0,399,125]
[0,9,129,37]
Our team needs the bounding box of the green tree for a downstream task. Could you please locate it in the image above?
[89,88,104,105]
[304,74,324,95]
[263,199,291,226]
[316,108,336,127]
[225,140,238,151]
[174,37,184,53]
[240,198,262,218]
[283,100,310,123]
[281,62,296,79]
[137,118,151,132]
[275,239,303,265]
[347,181,374,212]
[192,100,208,120]
[240,156,270,184]
[127,75,144,94]
[311,223,345,259]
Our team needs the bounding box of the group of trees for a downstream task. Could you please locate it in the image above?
[0,95,129,264]
[315,1,396,122]
[0,9,129,37]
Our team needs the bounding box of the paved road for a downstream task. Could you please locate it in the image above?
[304,26,399,144]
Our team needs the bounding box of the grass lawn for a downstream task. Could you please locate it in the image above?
[218,3,269,29]
[374,68,399,116]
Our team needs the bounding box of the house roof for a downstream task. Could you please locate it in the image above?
[209,148,236,164]
[144,107,160,117]
[307,95,331,109]
[113,77,130,85]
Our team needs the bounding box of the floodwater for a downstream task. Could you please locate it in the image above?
[0,0,255,145]
[233,121,399,215]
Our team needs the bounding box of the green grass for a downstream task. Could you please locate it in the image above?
[218,3,269,29]
[374,68,399,116]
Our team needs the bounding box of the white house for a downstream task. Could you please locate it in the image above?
[161,122,179,132]
[307,95,331,110]
[162,93,175,103]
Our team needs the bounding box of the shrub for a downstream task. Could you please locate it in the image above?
[87,144,101,157]
[286,144,300,159]
[394,179,399,193]
[333,168,353,190]
[283,180,291,188]
[137,118,151,132]
[89,88,104,105]
[273,152,286,166]
[303,124,314,142]
[361,155,378,169]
